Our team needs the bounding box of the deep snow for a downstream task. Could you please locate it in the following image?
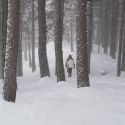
[0,42,125,125]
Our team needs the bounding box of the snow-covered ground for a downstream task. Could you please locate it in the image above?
[0,42,125,125]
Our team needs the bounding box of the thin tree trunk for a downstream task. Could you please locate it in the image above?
[110,0,118,59]
[17,0,23,76]
[28,9,32,68]
[28,35,32,68]
[98,2,102,53]
[117,1,125,76]
[31,0,36,72]
[0,0,3,79]
[87,0,93,73]
[24,41,28,61]
[121,21,125,71]
[69,10,74,51]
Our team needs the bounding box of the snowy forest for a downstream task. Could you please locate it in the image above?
[0,0,125,125]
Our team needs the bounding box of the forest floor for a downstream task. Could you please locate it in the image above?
[0,42,125,125]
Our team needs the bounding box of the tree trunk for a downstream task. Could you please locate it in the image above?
[98,1,102,53]
[110,0,118,59]
[87,0,93,73]
[54,0,65,82]
[101,0,109,54]
[117,1,125,76]
[3,0,20,102]
[76,0,89,87]
[69,10,74,52]
[61,0,64,39]
[17,35,23,76]
[28,10,32,68]
[38,0,50,77]
[0,0,8,79]
[0,0,3,79]
[17,0,23,76]
[31,0,36,72]
[28,39,32,68]
[122,20,125,71]
[24,41,28,61]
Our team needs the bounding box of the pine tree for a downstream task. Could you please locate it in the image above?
[3,0,20,102]
[17,0,23,77]
[110,0,118,59]
[117,0,125,76]
[31,0,36,72]
[76,0,89,87]
[87,0,93,73]
[0,0,8,79]
[38,0,50,77]
[0,0,3,79]
[54,0,65,82]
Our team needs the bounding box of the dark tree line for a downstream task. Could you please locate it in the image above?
[93,0,125,76]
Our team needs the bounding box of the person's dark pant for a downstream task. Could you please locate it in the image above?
[67,68,72,77]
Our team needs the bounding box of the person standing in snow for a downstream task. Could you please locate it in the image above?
[65,55,75,77]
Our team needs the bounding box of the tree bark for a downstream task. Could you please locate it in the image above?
[69,9,74,52]
[54,0,65,82]
[17,0,23,76]
[0,0,3,79]
[3,0,20,102]
[122,21,125,71]
[38,0,50,77]
[110,0,118,59]
[117,1,125,76]
[31,0,36,72]
[87,0,93,73]
[76,0,89,87]
[24,41,28,61]
[0,0,8,79]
